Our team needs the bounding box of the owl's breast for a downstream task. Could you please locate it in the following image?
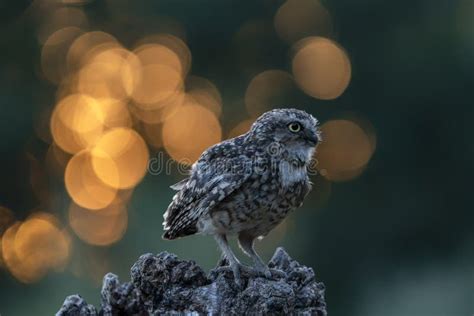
[206,165,311,235]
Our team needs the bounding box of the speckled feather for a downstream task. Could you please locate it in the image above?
[162,108,319,240]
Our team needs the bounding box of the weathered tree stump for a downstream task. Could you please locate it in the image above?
[56,247,327,315]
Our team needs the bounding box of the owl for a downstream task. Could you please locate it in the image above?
[163,108,320,286]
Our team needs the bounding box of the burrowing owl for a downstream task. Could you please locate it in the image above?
[163,108,320,285]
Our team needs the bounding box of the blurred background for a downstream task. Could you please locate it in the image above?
[0,0,473,315]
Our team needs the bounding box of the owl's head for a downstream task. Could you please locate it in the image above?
[248,108,320,161]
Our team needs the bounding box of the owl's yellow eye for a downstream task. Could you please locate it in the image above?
[288,122,302,133]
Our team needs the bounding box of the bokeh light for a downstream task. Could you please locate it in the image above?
[14,213,70,272]
[50,94,105,154]
[2,223,33,282]
[41,27,84,84]
[315,118,376,181]
[134,34,192,76]
[76,47,140,100]
[69,202,128,246]
[97,98,133,129]
[292,36,351,100]
[274,0,332,44]
[163,102,222,164]
[2,213,70,283]
[134,43,184,76]
[186,76,223,117]
[91,128,149,189]
[131,64,184,107]
[65,149,118,210]
[130,90,185,124]
[66,31,119,73]
[37,7,88,45]
[245,70,296,117]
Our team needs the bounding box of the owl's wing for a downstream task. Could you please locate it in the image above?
[162,138,252,239]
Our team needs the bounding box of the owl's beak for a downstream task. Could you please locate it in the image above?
[304,131,319,146]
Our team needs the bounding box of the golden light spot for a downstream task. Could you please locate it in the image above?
[315,119,376,182]
[2,223,37,282]
[292,37,351,100]
[228,119,254,139]
[37,7,88,45]
[186,76,223,117]
[91,128,149,189]
[66,31,119,72]
[131,64,183,107]
[135,34,191,76]
[134,43,183,75]
[50,94,105,154]
[14,213,70,273]
[130,91,185,124]
[41,27,84,84]
[245,70,295,117]
[77,62,119,99]
[274,0,332,44]
[2,213,70,283]
[65,150,118,210]
[97,98,133,129]
[163,102,222,164]
[69,202,128,246]
[77,48,140,100]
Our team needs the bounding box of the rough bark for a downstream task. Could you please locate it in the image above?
[56,247,327,315]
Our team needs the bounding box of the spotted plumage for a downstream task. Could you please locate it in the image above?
[163,108,320,285]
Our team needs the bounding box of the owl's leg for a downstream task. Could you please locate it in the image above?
[213,234,243,286]
[238,233,272,278]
